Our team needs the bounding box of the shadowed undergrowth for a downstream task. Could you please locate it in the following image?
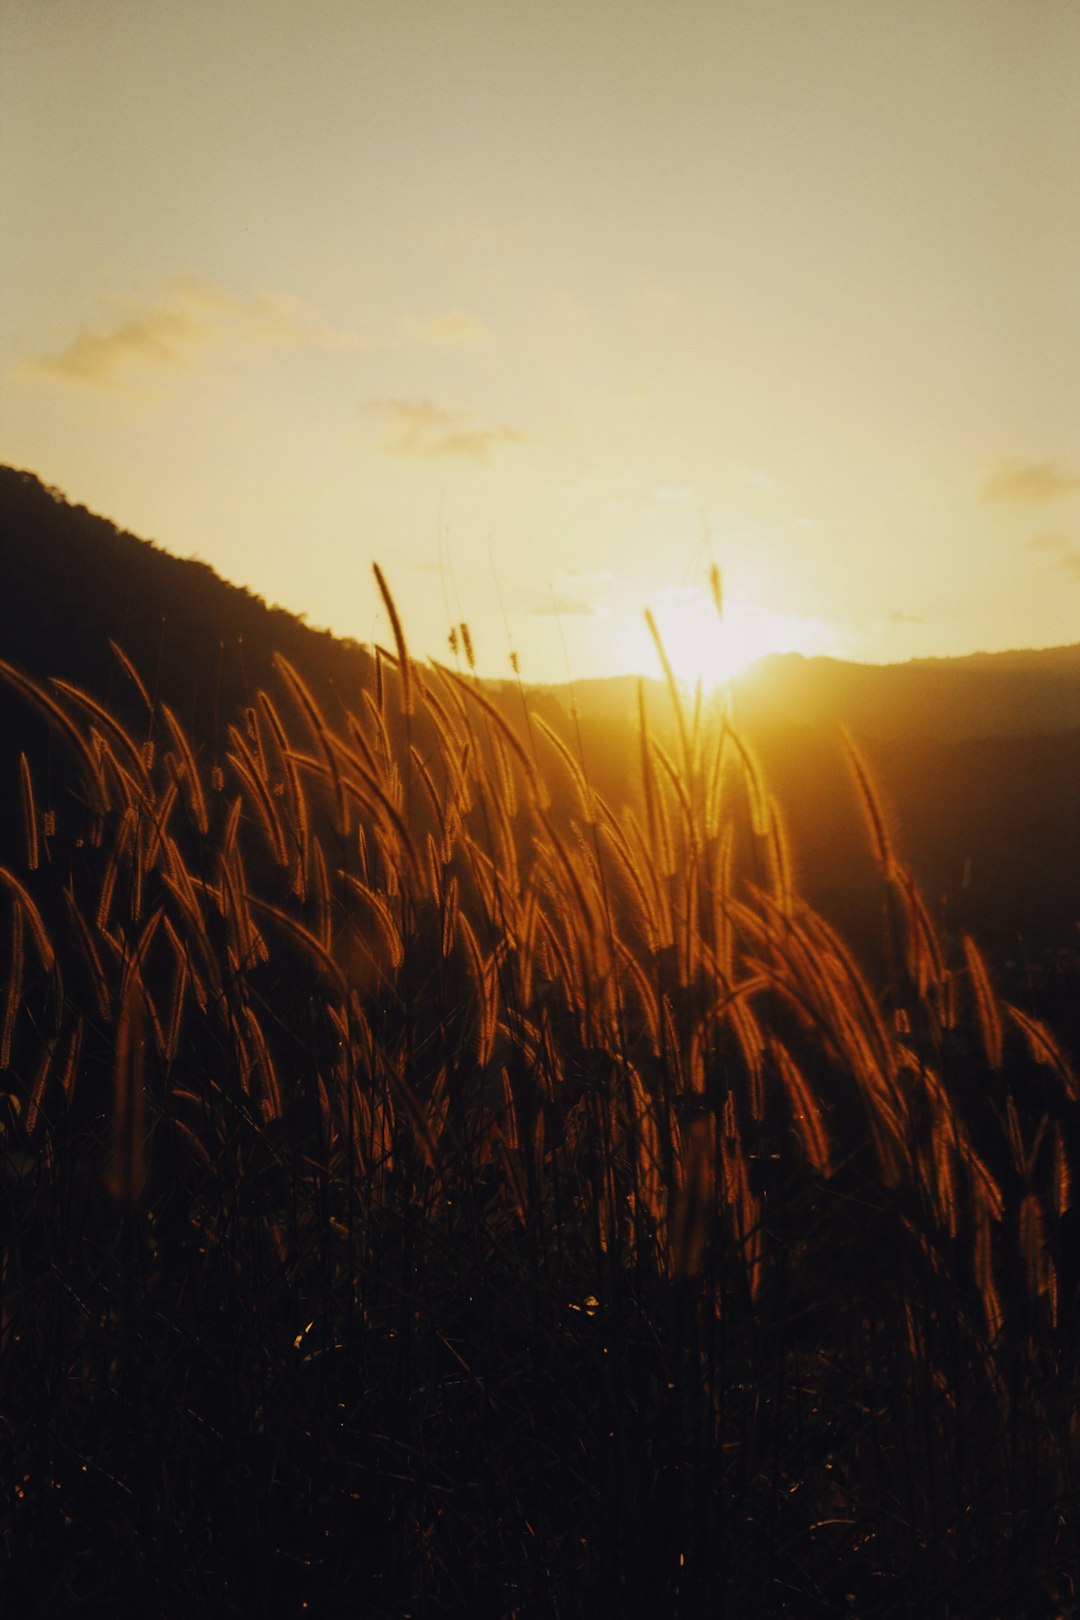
[1,576,1078,1616]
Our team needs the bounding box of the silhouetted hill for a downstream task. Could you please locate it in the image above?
[730,653,1080,981]
[511,618,1080,1002]
[2,467,1077,1007]
[0,465,373,750]
[7,464,1078,752]
[524,642,1080,745]
[732,646,1080,741]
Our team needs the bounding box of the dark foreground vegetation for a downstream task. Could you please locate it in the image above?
[2,552,1079,1613]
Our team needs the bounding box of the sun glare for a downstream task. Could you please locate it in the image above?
[616,588,836,691]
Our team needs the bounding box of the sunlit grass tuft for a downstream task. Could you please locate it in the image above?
[1,576,1078,1612]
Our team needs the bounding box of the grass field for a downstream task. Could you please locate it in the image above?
[2,576,1078,1616]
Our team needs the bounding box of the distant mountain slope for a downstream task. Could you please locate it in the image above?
[5,464,1079,746]
[746,722,1080,958]
[0,465,373,747]
[2,467,1077,982]
[527,643,1080,745]
[732,645,1080,742]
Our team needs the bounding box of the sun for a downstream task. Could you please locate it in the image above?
[615,587,835,692]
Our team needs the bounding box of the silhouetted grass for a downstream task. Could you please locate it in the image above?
[1,575,1078,1616]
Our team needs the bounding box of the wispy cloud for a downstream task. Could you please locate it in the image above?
[1024,530,1080,581]
[398,312,489,348]
[981,458,1080,505]
[358,398,531,463]
[529,593,596,618]
[889,610,925,624]
[31,275,362,390]
[513,570,611,619]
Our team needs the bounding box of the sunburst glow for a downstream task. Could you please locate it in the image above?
[616,588,837,691]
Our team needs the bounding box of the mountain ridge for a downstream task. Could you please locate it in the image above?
[2,466,1077,983]
[4,465,1080,743]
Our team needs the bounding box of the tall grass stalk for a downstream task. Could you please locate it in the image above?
[1,580,1078,1614]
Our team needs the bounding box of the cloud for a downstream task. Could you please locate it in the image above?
[889,610,925,624]
[513,571,610,619]
[32,275,362,390]
[981,458,1080,505]
[399,311,489,348]
[529,593,596,618]
[358,397,531,463]
[1022,530,1080,580]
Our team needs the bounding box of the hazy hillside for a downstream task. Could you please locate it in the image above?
[0,465,374,746]
[527,641,1080,745]
[3,466,1078,978]
[530,684,1080,979]
[733,645,1080,741]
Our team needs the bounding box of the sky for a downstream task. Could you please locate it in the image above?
[2,0,1079,687]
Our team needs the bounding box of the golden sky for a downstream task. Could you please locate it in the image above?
[2,1,1078,684]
